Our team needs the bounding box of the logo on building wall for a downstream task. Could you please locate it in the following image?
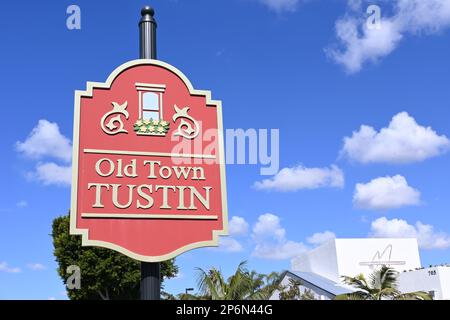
[359,244,406,269]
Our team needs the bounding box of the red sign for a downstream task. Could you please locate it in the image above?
[70,60,228,262]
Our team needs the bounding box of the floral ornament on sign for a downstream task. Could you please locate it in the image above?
[134,119,170,136]
[100,101,129,135]
[172,104,200,139]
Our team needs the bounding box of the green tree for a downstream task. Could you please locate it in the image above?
[278,278,317,300]
[194,261,279,300]
[176,292,200,300]
[301,289,316,300]
[52,214,178,300]
[279,278,301,300]
[335,265,431,300]
[247,270,280,300]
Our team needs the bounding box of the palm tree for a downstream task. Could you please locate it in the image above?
[247,270,280,300]
[335,265,431,300]
[176,292,201,300]
[194,261,279,300]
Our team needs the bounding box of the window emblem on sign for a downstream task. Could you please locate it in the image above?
[134,83,170,136]
[99,83,201,139]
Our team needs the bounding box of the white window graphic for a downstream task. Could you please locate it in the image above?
[142,92,160,120]
[135,83,166,121]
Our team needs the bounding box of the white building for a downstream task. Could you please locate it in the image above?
[270,270,355,300]
[292,238,421,282]
[271,238,450,300]
[399,265,450,300]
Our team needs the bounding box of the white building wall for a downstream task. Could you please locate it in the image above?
[292,238,421,282]
[287,238,450,300]
[439,267,450,299]
[291,240,339,281]
[334,239,421,281]
[398,266,450,300]
[269,275,332,300]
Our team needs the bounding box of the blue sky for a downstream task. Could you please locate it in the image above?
[1,0,450,299]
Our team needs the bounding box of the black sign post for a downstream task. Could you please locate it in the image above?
[138,6,161,301]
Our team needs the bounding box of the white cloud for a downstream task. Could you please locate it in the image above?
[217,237,244,253]
[215,216,249,252]
[215,214,336,259]
[258,0,300,13]
[251,213,308,260]
[254,165,344,191]
[353,175,421,210]
[16,201,28,208]
[27,263,46,271]
[34,162,72,186]
[307,231,336,246]
[347,0,362,12]
[398,0,450,33]
[328,0,450,73]
[327,16,402,73]
[370,217,450,249]
[0,262,21,273]
[253,241,309,260]
[341,112,450,164]
[216,215,335,257]
[229,216,249,237]
[16,120,72,162]
[16,120,73,187]
[252,213,286,241]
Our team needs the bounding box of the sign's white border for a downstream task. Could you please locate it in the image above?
[70,59,228,262]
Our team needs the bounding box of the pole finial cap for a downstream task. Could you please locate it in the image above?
[141,6,155,17]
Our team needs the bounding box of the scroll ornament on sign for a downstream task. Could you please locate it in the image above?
[100,101,129,135]
[172,104,200,139]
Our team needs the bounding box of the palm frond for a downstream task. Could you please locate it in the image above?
[335,292,371,300]
[340,266,416,300]
[394,291,432,300]
[195,267,222,299]
[341,273,371,292]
